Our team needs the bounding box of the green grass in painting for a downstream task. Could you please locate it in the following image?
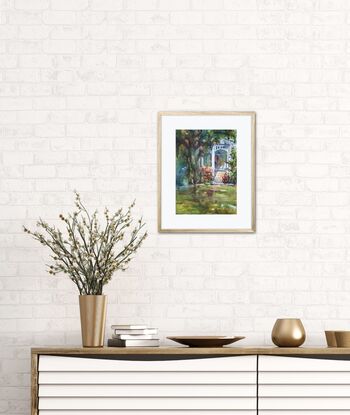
[176,184,237,215]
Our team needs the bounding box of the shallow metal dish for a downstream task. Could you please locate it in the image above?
[167,336,245,348]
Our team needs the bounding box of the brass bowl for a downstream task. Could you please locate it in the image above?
[334,331,350,348]
[271,318,305,347]
[325,331,337,347]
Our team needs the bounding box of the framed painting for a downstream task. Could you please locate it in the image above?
[158,111,256,233]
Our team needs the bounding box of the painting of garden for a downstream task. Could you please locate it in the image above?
[176,129,237,215]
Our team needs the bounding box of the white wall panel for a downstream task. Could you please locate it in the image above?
[4,2,350,413]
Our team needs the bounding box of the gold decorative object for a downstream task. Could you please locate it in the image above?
[334,331,350,348]
[325,331,337,347]
[271,318,306,347]
[79,295,107,347]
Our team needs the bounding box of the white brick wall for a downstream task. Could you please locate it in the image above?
[1,0,350,412]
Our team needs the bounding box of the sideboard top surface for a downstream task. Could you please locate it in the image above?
[31,346,350,355]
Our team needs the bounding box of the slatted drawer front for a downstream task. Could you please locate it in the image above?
[39,412,254,415]
[260,412,350,415]
[259,355,350,412]
[38,355,256,413]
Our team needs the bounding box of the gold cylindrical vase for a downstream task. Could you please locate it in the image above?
[271,318,306,347]
[79,295,107,347]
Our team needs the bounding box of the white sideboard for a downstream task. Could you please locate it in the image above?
[31,347,350,415]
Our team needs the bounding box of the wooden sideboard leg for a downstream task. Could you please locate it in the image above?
[31,351,38,415]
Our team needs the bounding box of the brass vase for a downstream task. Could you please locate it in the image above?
[79,295,107,347]
[271,318,306,347]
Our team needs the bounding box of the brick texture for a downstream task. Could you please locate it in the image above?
[1,0,350,412]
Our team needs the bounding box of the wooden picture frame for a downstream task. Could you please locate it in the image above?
[158,111,256,233]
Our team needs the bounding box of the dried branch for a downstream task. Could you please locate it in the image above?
[24,192,147,295]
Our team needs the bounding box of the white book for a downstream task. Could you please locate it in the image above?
[113,328,158,335]
[111,324,149,330]
[112,334,158,340]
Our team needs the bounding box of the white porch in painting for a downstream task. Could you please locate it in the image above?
[199,139,235,184]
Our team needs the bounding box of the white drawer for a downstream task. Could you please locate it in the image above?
[39,383,256,397]
[39,412,256,415]
[260,412,350,415]
[260,384,350,397]
[259,397,350,410]
[260,371,350,384]
[39,396,256,410]
[39,355,256,372]
[259,355,350,371]
[38,355,257,412]
[39,370,256,384]
[259,355,350,384]
[259,355,350,411]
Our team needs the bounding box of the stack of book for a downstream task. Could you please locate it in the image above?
[108,324,159,347]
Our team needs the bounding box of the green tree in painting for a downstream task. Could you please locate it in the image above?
[228,146,237,185]
[176,129,236,190]
[176,130,202,190]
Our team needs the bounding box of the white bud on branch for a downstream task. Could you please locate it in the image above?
[23,192,147,295]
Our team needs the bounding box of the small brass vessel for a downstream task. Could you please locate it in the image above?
[79,295,107,347]
[325,330,337,347]
[335,331,350,348]
[271,318,306,347]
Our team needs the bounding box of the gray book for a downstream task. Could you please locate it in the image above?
[108,338,159,347]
